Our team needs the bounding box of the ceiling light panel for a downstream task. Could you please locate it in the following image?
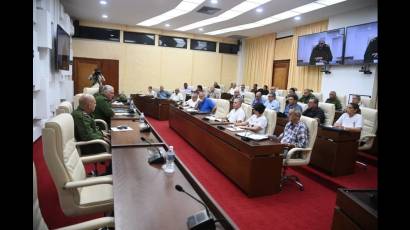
[137,0,206,27]
[205,0,346,35]
[176,0,272,31]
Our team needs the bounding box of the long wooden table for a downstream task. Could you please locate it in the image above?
[110,116,237,229]
[131,94,174,120]
[169,105,285,197]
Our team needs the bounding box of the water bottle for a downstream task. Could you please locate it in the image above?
[164,146,175,173]
[139,112,145,123]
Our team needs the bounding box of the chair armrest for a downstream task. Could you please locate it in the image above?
[286,148,312,160]
[95,119,108,132]
[64,175,113,189]
[76,139,110,152]
[56,217,115,230]
[360,134,376,141]
[81,153,112,164]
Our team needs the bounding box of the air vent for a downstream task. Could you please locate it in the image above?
[197,6,221,15]
[227,35,248,39]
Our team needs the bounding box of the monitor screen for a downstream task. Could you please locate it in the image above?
[123,31,155,45]
[190,39,216,52]
[297,28,345,66]
[219,43,238,54]
[159,35,187,49]
[56,25,70,70]
[344,22,378,65]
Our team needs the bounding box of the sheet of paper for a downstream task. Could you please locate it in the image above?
[226,126,244,132]
[115,112,132,116]
[236,132,268,141]
[111,126,134,132]
[112,102,124,105]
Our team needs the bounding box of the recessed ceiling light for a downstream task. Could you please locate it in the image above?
[256,8,263,13]
[165,23,170,27]
[198,28,204,31]
[102,14,108,18]
[294,16,301,20]
[99,0,107,5]
[211,0,218,4]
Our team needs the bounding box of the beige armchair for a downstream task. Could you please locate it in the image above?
[361,97,372,108]
[244,92,255,105]
[56,101,74,115]
[359,107,378,151]
[263,108,277,135]
[42,113,113,216]
[281,116,318,191]
[276,96,286,113]
[83,87,99,96]
[211,99,230,119]
[297,102,308,112]
[73,94,83,110]
[276,89,287,97]
[318,102,335,126]
[241,103,253,120]
[337,95,346,110]
[295,91,303,99]
[33,163,115,230]
[312,92,323,102]
[214,88,222,99]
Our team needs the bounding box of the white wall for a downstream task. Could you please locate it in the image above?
[33,0,74,142]
[321,6,377,106]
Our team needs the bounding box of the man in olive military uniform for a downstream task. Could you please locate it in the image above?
[309,39,333,65]
[299,89,316,104]
[364,37,377,64]
[325,91,342,111]
[93,85,115,130]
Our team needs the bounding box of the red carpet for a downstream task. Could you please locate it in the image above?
[148,118,337,230]
[33,138,106,229]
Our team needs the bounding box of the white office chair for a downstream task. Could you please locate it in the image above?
[83,87,99,96]
[42,114,113,216]
[297,102,308,112]
[33,163,115,230]
[336,95,347,110]
[359,107,378,151]
[211,99,230,119]
[312,92,323,102]
[56,101,74,115]
[214,88,222,99]
[276,96,286,113]
[281,116,318,191]
[263,108,277,135]
[262,95,268,101]
[295,91,303,99]
[219,84,225,93]
[244,92,255,105]
[241,103,253,120]
[361,97,372,108]
[318,102,335,126]
[276,89,287,97]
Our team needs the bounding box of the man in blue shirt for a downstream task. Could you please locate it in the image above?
[157,86,171,99]
[252,92,265,107]
[264,93,280,112]
[197,91,216,113]
[284,95,302,116]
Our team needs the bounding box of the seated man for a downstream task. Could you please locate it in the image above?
[264,93,280,112]
[252,92,265,107]
[277,109,309,159]
[259,85,269,95]
[334,103,362,132]
[239,84,247,97]
[213,82,221,89]
[235,103,267,134]
[93,85,115,129]
[226,98,246,123]
[269,87,277,96]
[230,89,243,103]
[286,87,298,102]
[299,89,316,103]
[284,95,302,116]
[325,91,342,111]
[196,85,204,93]
[250,83,258,94]
[170,88,184,103]
[302,98,325,125]
[228,82,237,95]
[351,95,362,107]
[196,91,216,113]
[72,94,110,151]
[157,86,171,99]
[180,82,192,95]
[147,86,156,97]
[207,86,220,99]
[184,92,199,108]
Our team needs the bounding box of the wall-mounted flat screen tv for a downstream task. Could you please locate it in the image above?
[56,25,70,70]
[159,35,187,49]
[344,21,377,65]
[190,39,216,52]
[297,28,345,66]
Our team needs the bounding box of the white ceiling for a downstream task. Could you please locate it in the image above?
[61,0,377,38]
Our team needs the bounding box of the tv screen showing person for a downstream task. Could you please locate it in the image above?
[344,22,378,65]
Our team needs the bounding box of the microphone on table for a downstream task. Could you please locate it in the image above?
[241,127,251,142]
[175,185,215,230]
[140,137,165,164]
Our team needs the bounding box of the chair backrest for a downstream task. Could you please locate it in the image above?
[337,95,347,110]
[33,163,49,230]
[276,96,286,113]
[214,88,222,99]
[318,102,335,126]
[56,101,73,115]
[276,89,287,97]
[244,92,255,104]
[361,97,372,108]
[301,116,318,163]
[262,95,268,101]
[42,113,86,216]
[263,108,277,135]
[73,93,84,110]
[295,91,303,99]
[211,99,230,119]
[83,87,99,95]
[312,92,323,102]
[241,103,253,120]
[245,85,250,91]
[219,84,225,93]
[360,107,377,139]
[297,102,308,112]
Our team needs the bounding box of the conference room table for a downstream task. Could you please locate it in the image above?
[131,94,175,120]
[168,105,286,197]
[110,115,237,229]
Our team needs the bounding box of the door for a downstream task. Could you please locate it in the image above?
[271,60,290,89]
[73,57,119,95]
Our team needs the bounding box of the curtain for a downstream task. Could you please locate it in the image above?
[287,20,328,92]
[243,33,276,87]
